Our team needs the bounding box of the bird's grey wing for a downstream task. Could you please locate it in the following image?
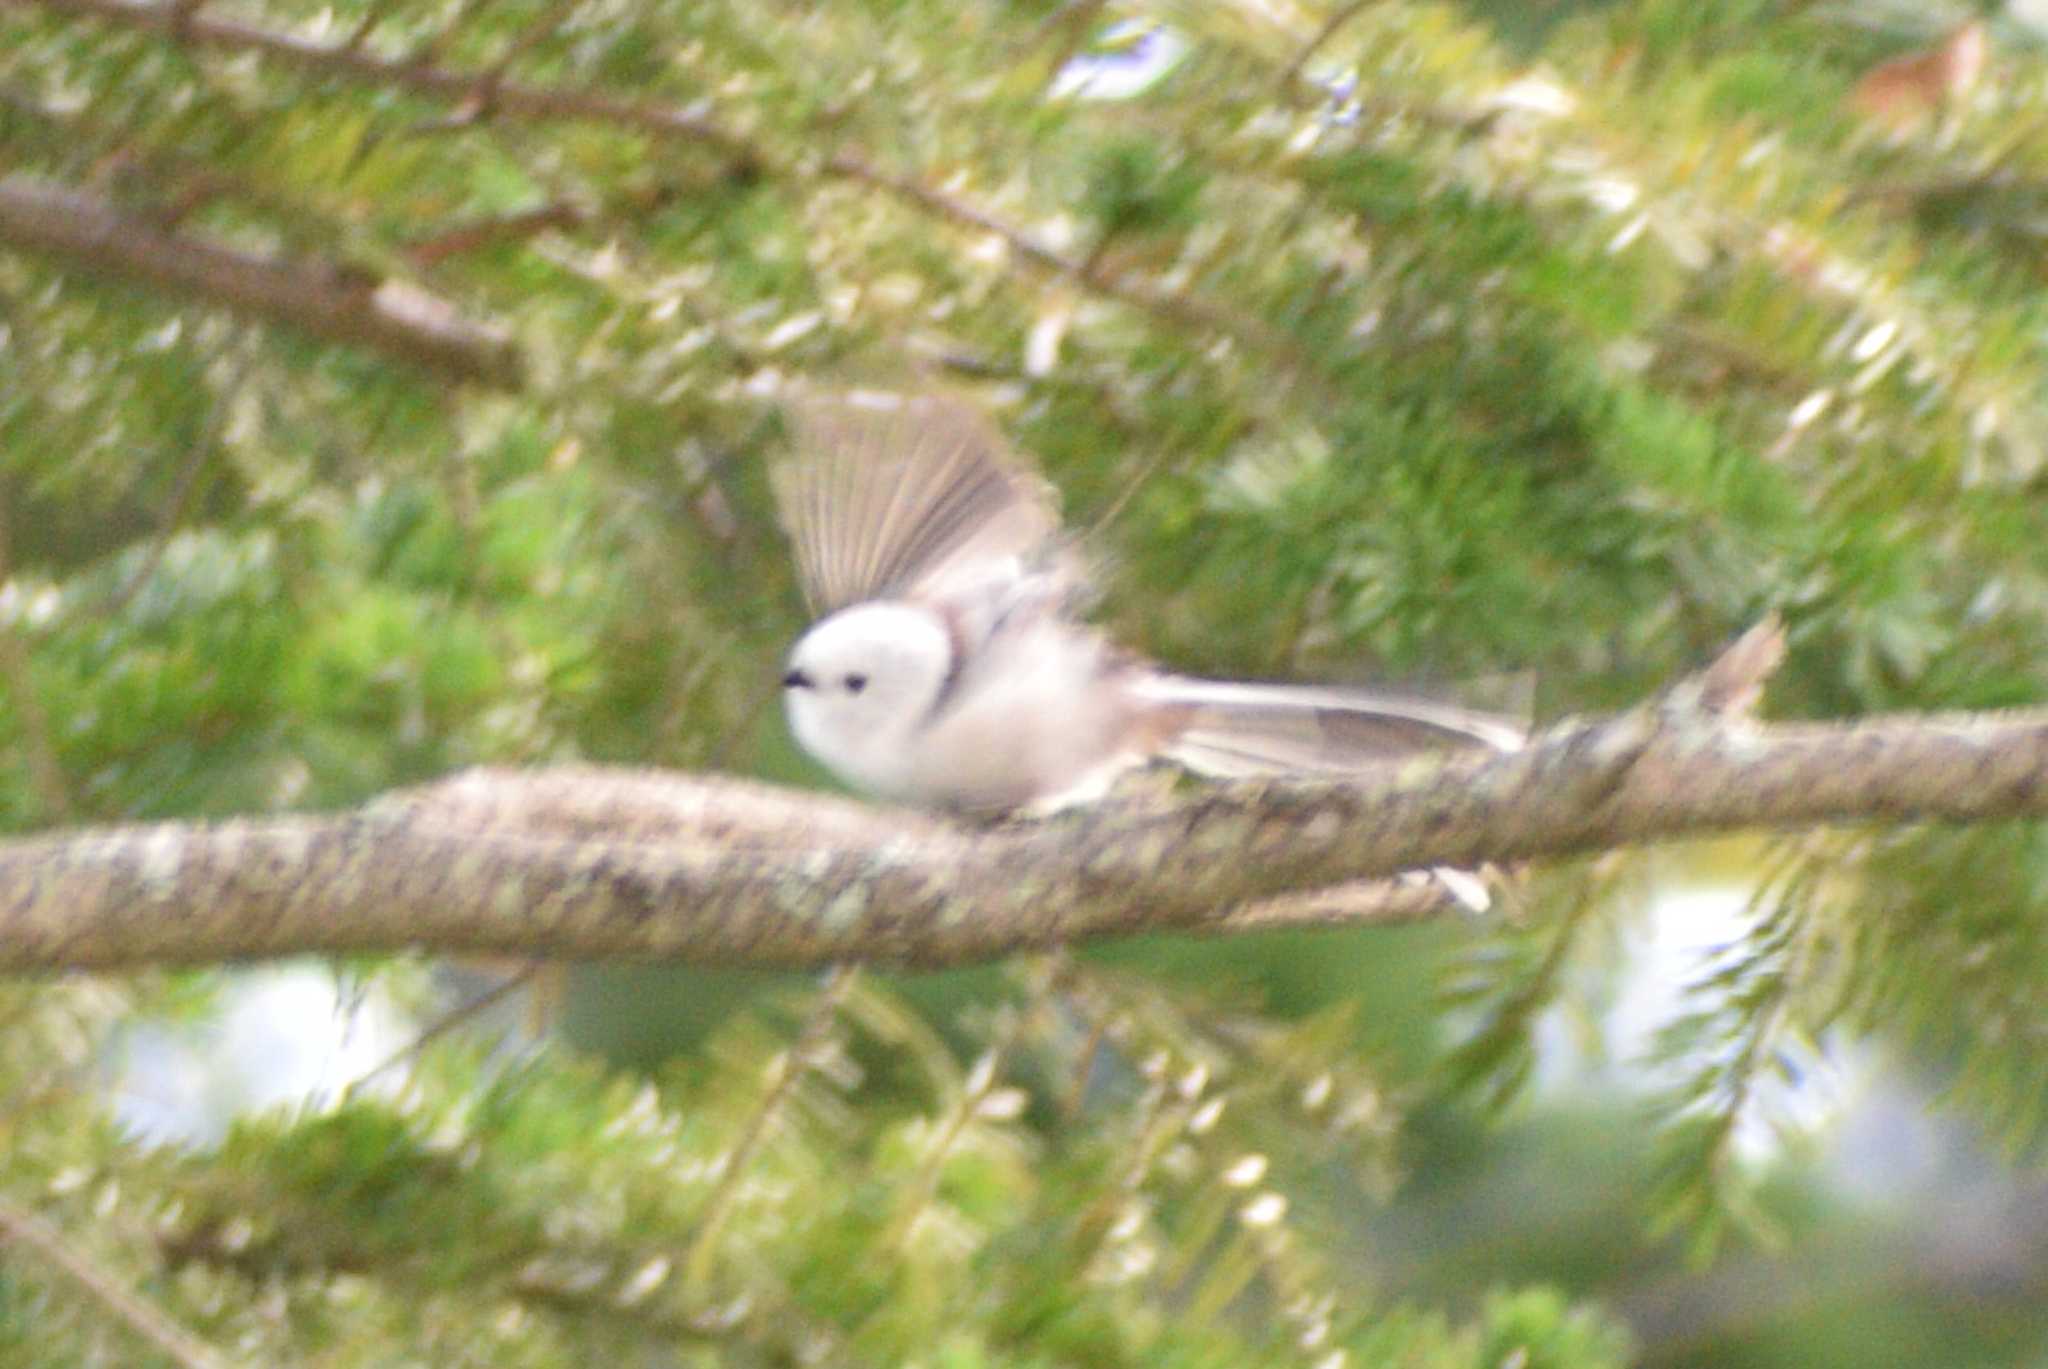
[1131,676,1525,777]
[776,390,1064,614]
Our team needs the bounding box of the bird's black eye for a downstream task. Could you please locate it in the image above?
[781,669,812,690]
[844,673,868,694]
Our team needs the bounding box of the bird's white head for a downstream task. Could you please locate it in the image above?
[781,601,955,800]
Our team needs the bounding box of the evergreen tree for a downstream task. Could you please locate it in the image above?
[0,1,2042,1363]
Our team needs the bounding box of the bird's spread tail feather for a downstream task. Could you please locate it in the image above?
[1134,676,1524,778]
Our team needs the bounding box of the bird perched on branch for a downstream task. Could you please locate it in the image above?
[773,388,1523,875]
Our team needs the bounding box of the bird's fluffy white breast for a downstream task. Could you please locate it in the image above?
[897,612,1141,811]
[782,602,955,801]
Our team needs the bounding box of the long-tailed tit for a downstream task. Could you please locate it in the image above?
[776,390,1523,831]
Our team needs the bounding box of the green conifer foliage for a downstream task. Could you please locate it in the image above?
[0,0,2043,1362]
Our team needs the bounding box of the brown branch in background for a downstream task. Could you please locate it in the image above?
[162,0,200,41]
[412,0,580,131]
[1018,0,1109,96]
[7,0,1294,366]
[2,83,351,236]
[823,150,1304,365]
[0,499,73,824]
[11,0,759,161]
[404,202,588,267]
[1842,166,2040,209]
[342,0,398,52]
[0,178,522,387]
[0,1196,237,1369]
[405,0,505,71]
[486,0,581,80]
[1279,0,1381,96]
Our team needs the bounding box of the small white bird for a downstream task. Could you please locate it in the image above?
[776,389,1523,824]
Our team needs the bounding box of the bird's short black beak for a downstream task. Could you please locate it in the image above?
[781,668,812,690]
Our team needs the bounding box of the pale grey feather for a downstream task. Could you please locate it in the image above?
[776,391,1063,614]
[1130,676,1525,778]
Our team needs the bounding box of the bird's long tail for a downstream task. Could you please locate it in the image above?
[1133,676,1524,778]
[1132,676,1524,912]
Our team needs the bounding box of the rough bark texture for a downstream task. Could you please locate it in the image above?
[0,629,2040,973]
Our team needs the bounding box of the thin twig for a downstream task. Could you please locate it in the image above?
[883,1005,1027,1252]
[486,0,580,81]
[1279,0,1381,96]
[824,149,1305,365]
[407,0,573,133]
[342,0,398,52]
[102,332,255,620]
[340,963,541,1103]
[682,964,855,1289]
[1068,1061,1181,1265]
[1019,0,1109,83]
[1063,1012,1107,1121]
[404,202,587,267]
[0,495,72,823]
[1841,165,2039,208]
[405,0,503,70]
[0,1195,237,1369]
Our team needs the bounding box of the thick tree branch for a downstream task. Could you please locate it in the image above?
[0,178,522,387]
[0,662,2041,972]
